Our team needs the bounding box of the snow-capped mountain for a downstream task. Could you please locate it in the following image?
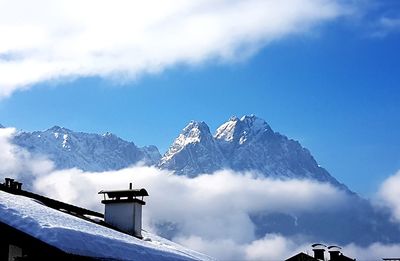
[7,116,345,189]
[156,116,400,246]
[159,121,225,177]
[13,126,161,172]
[159,115,345,188]
[8,116,344,188]
[3,119,400,246]
[0,124,4,128]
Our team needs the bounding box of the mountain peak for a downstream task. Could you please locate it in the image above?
[0,124,4,128]
[240,114,260,123]
[159,120,224,176]
[102,132,117,138]
[229,116,239,121]
[180,121,212,144]
[214,115,271,143]
[47,125,72,133]
[240,114,271,131]
[184,120,210,132]
[160,115,342,187]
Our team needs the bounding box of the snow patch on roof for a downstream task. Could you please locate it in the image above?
[0,190,213,261]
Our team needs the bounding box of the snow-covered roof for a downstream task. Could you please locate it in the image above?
[0,190,213,261]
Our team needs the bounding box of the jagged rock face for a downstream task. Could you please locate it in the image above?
[158,117,400,245]
[7,119,400,245]
[160,115,345,188]
[13,126,161,172]
[158,121,225,177]
[141,145,163,165]
[10,116,344,188]
[216,116,341,185]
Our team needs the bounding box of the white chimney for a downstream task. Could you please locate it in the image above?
[99,183,149,238]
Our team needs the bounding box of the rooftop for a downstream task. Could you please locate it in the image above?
[0,180,213,261]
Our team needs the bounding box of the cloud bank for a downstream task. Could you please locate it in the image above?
[33,168,346,240]
[0,128,53,179]
[0,0,349,97]
[378,170,400,223]
[2,127,400,260]
[32,167,349,260]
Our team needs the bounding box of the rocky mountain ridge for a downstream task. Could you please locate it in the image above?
[159,115,345,189]
[1,117,399,245]
[2,116,345,189]
[12,126,161,172]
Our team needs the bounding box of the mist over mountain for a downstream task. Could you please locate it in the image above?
[1,116,352,192]
[157,116,399,245]
[3,116,400,246]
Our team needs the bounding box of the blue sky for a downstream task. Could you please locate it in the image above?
[0,0,399,196]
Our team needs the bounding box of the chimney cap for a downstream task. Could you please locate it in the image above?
[98,188,149,198]
[312,243,327,249]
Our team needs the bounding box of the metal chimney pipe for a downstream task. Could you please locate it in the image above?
[10,180,17,189]
[5,178,13,188]
[329,250,340,261]
[15,182,22,190]
[311,244,326,261]
[129,183,132,190]
[328,245,342,261]
[312,249,325,260]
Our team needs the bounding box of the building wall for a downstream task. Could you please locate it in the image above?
[134,204,142,237]
[8,244,22,261]
[104,202,143,237]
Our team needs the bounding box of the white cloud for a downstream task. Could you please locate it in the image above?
[244,234,304,261]
[343,242,400,261]
[378,170,400,222]
[380,17,400,29]
[0,0,349,97]
[2,131,400,260]
[33,168,347,239]
[371,16,400,37]
[0,132,354,260]
[0,128,54,179]
[175,234,400,261]
[175,234,309,261]
[30,167,348,260]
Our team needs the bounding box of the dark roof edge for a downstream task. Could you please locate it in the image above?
[0,183,103,218]
[0,180,149,240]
[101,198,146,205]
[98,188,149,197]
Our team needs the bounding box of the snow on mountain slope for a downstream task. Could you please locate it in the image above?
[216,115,343,185]
[158,121,225,177]
[157,116,400,246]
[142,145,163,164]
[160,115,345,188]
[13,126,161,172]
